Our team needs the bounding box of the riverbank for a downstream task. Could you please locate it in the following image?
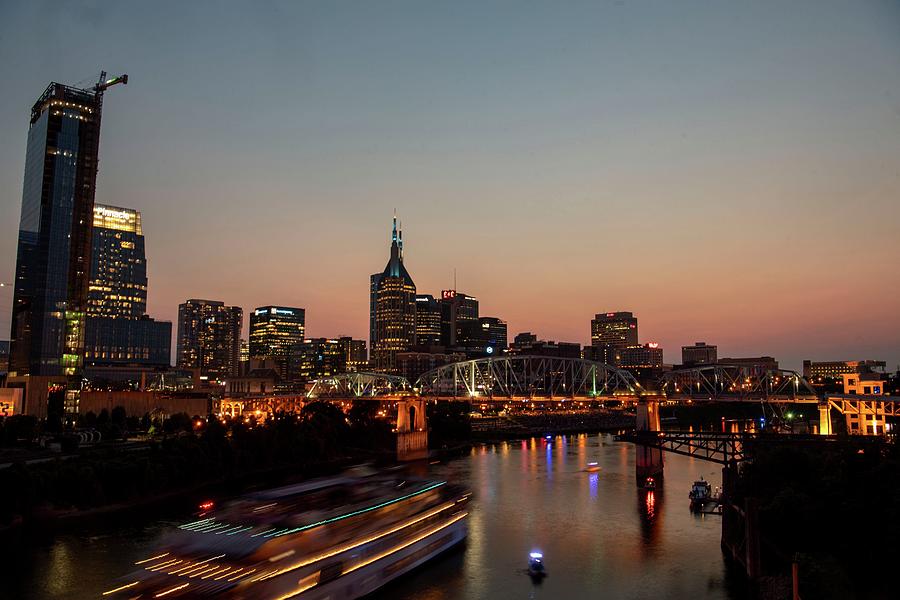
[0,403,381,538]
[5,432,744,600]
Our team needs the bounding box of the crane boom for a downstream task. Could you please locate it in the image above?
[94,71,128,93]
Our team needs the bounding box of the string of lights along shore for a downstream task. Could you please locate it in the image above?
[0,72,891,421]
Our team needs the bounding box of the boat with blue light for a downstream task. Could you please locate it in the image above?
[104,472,470,599]
[528,551,547,579]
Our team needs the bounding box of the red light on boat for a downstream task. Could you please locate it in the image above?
[199,500,214,511]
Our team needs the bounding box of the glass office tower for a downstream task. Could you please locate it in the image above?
[83,204,171,373]
[249,306,305,379]
[9,81,106,376]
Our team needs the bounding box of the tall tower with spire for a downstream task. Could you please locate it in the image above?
[370,213,416,373]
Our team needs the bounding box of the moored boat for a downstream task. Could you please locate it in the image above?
[688,477,712,511]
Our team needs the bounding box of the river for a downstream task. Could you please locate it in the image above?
[7,433,747,599]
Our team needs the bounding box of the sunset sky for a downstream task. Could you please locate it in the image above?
[1,1,899,370]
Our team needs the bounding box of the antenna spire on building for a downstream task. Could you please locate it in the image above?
[391,210,398,244]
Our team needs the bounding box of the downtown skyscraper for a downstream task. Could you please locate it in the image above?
[371,215,416,373]
[249,306,305,379]
[589,311,639,365]
[9,74,127,377]
[83,204,171,375]
[176,299,243,381]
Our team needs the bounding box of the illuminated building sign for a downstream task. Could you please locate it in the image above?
[93,205,141,233]
[256,307,301,316]
[442,290,456,300]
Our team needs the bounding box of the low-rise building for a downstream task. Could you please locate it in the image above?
[619,343,664,369]
[718,356,779,376]
[511,339,581,359]
[842,372,887,435]
[682,342,717,366]
[843,372,885,396]
[804,359,886,381]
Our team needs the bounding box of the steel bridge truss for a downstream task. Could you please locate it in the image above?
[415,355,642,400]
[659,365,819,402]
[307,372,411,399]
[828,396,900,417]
[622,431,886,465]
[623,431,750,464]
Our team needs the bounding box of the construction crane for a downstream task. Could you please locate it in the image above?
[93,70,128,94]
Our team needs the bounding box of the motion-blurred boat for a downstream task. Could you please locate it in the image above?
[105,472,470,599]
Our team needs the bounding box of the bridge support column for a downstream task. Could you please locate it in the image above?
[635,398,664,487]
[818,402,832,435]
[396,398,428,461]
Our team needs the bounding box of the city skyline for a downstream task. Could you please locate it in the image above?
[2,2,900,371]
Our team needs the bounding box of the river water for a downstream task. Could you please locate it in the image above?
[8,434,746,600]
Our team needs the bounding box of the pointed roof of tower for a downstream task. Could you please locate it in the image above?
[381,212,414,286]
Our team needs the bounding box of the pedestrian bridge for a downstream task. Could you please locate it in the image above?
[306,356,643,401]
[658,364,820,403]
[306,372,412,399]
[416,355,643,400]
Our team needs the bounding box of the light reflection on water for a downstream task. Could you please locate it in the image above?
[9,433,745,600]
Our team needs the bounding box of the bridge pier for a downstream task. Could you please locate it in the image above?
[818,402,832,435]
[635,398,664,487]
[396,397,428,461]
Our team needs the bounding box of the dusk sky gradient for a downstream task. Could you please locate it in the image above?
[1,1,899,370]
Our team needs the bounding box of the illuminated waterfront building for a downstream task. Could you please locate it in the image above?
[9,79,114,376]
[843,372,887,435]
[682,341,717,366]
[248,306,305,379]
[372,216,416,373]
[415,294,442,346]
[176,299,243,380]
[843,372,884,396]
